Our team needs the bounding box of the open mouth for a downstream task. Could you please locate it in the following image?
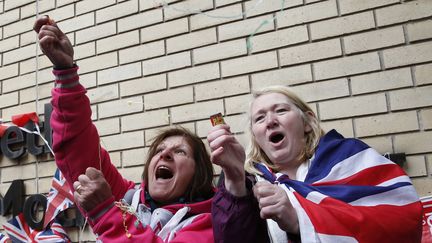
[269,133,284,144]
[155,166,173,180]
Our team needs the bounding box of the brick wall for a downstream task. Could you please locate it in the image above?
[1,0,431,240]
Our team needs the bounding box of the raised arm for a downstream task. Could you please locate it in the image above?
[207,124,269,242]
[207,124,246,197]
[34,16,133,201]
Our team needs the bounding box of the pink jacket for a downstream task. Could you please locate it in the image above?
[50,66,214,242]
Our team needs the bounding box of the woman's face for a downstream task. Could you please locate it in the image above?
[251,93,311,171]
[147,135,196,203]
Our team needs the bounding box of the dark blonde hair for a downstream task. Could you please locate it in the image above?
[143,126,214,202]
[245,86,324,174]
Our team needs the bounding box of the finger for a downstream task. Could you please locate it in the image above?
[85,167,103,180]
[72,181,81,190]
[38,30,58,44]
[73,181,83,195]
[209,134,238,151]
[38,37,57,57]
[77,174,91,185]
[260,205,278,220]
[33,15,51,33]
[254,181,279,191]
[39,24,65,39]
[207,125,231,142]
[253,181,275,197]
[210,147,224,165]
[257,194,280,209]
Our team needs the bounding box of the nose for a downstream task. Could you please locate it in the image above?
[159,149,173,161]
[265,112,278,128]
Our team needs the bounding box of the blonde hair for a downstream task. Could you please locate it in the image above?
[244,86,324,175]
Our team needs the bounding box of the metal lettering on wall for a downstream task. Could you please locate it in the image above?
[0,179,83,230]
[0,103,53,159]
[0,103,83,229]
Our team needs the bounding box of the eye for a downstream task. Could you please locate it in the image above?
[254,115,265,123]
[276,108,288,114]
[155,147,164,154]
[175,149,187,155]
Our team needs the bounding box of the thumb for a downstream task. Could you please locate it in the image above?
[33,15,51,33]
[85,167,103,180]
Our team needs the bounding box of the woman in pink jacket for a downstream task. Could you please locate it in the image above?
[34,16,214,242]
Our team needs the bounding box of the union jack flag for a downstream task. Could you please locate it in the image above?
[0,232,10,243]
[34,220,71,242]
[3,213,71,242]
[3,213,37,242]
[43,169,74,228]
[255,129,422,243]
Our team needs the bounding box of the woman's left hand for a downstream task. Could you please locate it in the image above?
[253,181,299,234]
[73,167,112,212]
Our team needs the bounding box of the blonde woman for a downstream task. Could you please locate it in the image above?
[208,86,422,243]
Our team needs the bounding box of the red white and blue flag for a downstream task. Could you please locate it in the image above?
[3,213,37,242]
[3,213,71,242]
[255,129,422,243]
[0,232,10,243]
[43,169,74,228]
[34,220,71,242]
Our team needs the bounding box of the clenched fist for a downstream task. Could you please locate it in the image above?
[33,15,74,69]
[73,167,113,212]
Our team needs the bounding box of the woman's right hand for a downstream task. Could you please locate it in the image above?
[73,167,113,212]
[207,124,247,197]
[33,16,74,69]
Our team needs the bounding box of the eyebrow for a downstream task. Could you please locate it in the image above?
[253,103,291,115]
[158,143,190,150]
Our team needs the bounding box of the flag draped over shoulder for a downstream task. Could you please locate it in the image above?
[255,129,422,243]
[0,232,10,243]
[44,169,74,228]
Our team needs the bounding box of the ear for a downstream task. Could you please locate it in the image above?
[304,111,315,133]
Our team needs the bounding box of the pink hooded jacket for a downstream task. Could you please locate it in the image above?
[50,66,213,242]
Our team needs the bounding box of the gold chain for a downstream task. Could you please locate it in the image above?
[115,201,140,239]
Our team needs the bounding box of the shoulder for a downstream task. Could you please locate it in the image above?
[317,129,369,154]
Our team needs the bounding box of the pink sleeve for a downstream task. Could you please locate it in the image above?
[50,66,134,200]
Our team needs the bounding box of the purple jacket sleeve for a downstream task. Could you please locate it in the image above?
[212,177,269,243]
